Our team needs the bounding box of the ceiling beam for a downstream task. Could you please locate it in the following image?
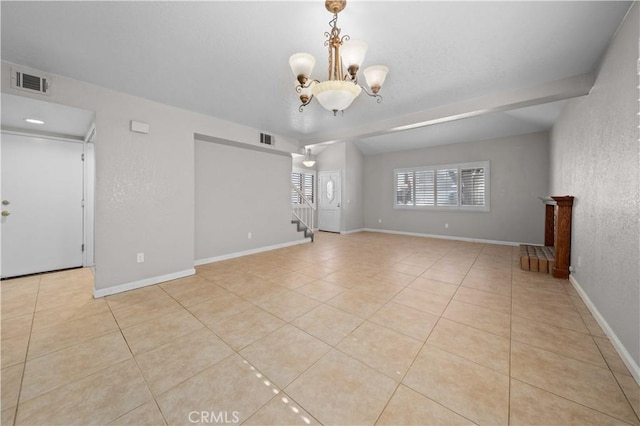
[302,72,595,147]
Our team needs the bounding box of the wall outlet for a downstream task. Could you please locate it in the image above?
[137,252,144,263]
[378,219,382,223]
[445,223,449,229]
[248,232,252,239]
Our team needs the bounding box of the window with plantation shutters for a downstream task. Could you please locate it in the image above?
[291,172,314,204]
[461,167,485,206]
[393,161,489,211]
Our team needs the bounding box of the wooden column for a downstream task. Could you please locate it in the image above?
[551,196,574,279]
[544,204,555,246]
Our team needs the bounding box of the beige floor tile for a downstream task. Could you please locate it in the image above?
[2,407,16,426]
[337,320,422,380]
[186,291,253,327]
[156,354,276,425]
[327,288,388,318]
[442,300,511,337]
[285,349,397,425]
[106,285,174,311]
[372,270,416,286]
[121,308,203,355]
[20,332,132,402]
[240,324,331,388]
[408,277,459,298]
[461,274,512,297]
[322,270,371,288]
[109,400,167,425]
[292,304,363,346]
[294,279,345,302]
[369,301,439,341]
[110,292,184,329]
[267,271,316,289]
[377,384,475,426]
[1,283,39,319]
[233,281,290,305]
[582,312,608,337]
[294,264,336,280]
[421,268,467,285]
[1,333,30,368]
[427,318,510,374]
[388,263,427,277]
[354,280,406,301]
[403,345,509,425]
[510,378,634,426]
[595,336,633,376]
[512,298,587,333]
[32,297,109,331]
[256,291,321,322]
[210,305,285,350]
[399,254,440,268]
[511,341,637,424]
[135,328,233,395]
[159,275,228,307]
[243,393,320,425]
[615,372,640,421]
[1,313,33,342]
[35,286,94,313]
[16,359,152,425]
[1,363,24,410]
[453,286,511,314]
[28,309,119,359]
[430,261,473,276]
[511,315,606,368]
[392,287,451,316]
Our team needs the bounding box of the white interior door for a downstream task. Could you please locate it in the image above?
[1,133,84,278]
[318,170,341,233]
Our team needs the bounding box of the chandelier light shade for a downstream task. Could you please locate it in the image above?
[289,0,389,115]
[302,148,316,167]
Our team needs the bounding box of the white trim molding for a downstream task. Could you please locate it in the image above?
[569,275,640,385]
[195,238,311,266]
[93,268,195,298]
[362,228,527,246]
[341,228,365,235]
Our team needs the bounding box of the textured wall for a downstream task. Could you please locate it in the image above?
[363,132,550,244]
[550,4,639,369]
[345,143,365,232]
[195,139,302,260]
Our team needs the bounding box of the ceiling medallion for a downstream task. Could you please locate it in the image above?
[289,0,389,116]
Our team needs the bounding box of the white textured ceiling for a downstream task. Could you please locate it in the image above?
[0,1,632,154]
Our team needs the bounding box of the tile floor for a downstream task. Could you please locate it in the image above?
[1,231,639,425]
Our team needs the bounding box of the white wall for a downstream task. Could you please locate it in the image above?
[363,132,550,244]
[550,4,639,377]
[1,61,301,295]
[195,137,303,261]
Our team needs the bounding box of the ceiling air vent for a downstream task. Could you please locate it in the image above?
[11,67,51,96]
[260,133,274,146]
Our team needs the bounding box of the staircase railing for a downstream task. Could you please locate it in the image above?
[292,184,316,240]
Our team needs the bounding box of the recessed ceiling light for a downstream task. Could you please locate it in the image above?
[24,118,45,125]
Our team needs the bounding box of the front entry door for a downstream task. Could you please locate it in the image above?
[318,170,341,233]
[1,132,84,278]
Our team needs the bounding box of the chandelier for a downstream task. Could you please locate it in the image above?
[289,0,389,116]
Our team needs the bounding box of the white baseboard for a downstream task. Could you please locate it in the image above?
[362,228,529,246]
[570,275,640,385]
[195,238,311,266]
[341,228,365,235]
[94,268,195,298]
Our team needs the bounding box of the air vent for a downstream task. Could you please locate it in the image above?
[11,67,51,96]
[260,133,274,146]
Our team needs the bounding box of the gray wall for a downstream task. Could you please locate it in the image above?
[195,138,303,261]
[345,142,364,232]
[363,132,550,244]
[550,4,639,371]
